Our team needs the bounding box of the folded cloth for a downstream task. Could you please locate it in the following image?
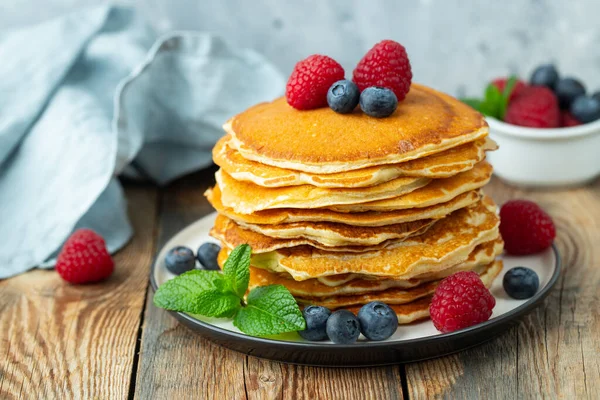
[0,6,284,278]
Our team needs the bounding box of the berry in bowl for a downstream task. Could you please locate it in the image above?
[462,65,600,188]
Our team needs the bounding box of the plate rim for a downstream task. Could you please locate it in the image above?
[149,216,562,350]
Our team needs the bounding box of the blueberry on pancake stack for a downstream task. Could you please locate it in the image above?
[206,43,504,325]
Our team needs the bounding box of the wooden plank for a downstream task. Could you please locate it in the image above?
[133,167,248,400]
[134,168,405,399]
[405,177,600,399]
[0,184,158,399]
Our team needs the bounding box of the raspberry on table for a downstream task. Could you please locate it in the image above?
[353,40,412,102]
[429,271,496,333]
[500,200,556,255]
[491,78,527,102]
[285,54,345,110]
[505,86,560,128]
[56,229,114,284]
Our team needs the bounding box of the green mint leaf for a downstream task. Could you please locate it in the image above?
[233,285,306,336]
[154,270,239,317]
[499,75,518,120]
[223,244,251,298]
[484,83,504,119]
[460,98,483,111]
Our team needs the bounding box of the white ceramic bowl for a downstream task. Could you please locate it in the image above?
[486,117,600,187]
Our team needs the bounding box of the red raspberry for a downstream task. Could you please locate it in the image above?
[500,200,556,255]
[430,271,495,333]
[505,86,560,128]
[560,111,582,127]
[285,55,345,110]
[353,40,412,102]
[491,78,527,102]
[56,229,114,284]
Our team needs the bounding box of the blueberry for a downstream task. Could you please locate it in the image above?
[530,64,559,90]
[165,246,196,275]
[197,242,221,271]
[299,306,332,341]
[592,91,600,103]
[555,78,586,109]
[357,301,398,341]
[327,80,360,114]
[570,96,600,123]
[359,87,398,118]
[326,310,360,344]
[503,267,539,299]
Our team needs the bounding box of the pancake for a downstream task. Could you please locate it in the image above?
[226,84,488,174]
[214,135,496,188]
[328,161,492,213]
[235,218,437,247]
[295,260,503,308]
[211,214,434,253]
[206,185,480,227]
[246,239,503,297]
[316,237,503,287]
[249,197,500,280]
[345,260,502,324]
[216,169,430,214]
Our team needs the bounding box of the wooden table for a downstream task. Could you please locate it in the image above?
[1,168,598,399]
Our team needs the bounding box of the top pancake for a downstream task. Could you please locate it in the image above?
[214,135,496,188]
[226,84,489,174]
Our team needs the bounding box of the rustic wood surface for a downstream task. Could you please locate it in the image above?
[1,171,598,400]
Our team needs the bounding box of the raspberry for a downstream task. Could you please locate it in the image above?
[353,40,412,102]
[560,111,582,127]
[286,55,345,110]
[500,200,556,255]
[505,86,560,128]
[56,229,114,284]
[429,271,496,333]
[491,78,527,102]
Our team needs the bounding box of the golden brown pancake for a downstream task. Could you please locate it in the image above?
[226,84,488,174]
[249,197,500,280]
[328,161,492,212]
[214,135,496,188]
[345,260,502,324]
[246,239,503,297]
[216,169,430,214]
[206,184,480,227]
[295,260,503,308]
[211,214,434,252]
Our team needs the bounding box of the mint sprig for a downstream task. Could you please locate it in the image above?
[153,244,306,337]
[234,285,306,336]
[460,76,518,120]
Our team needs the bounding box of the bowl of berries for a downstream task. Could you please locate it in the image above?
[463,64,600,188]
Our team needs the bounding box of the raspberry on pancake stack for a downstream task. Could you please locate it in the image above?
[205,42,504,326]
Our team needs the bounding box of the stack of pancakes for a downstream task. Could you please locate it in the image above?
[207,84,504,324]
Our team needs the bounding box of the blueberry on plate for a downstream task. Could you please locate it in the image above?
[196,242,221,271]
[326,310,360,344]
[592,91,600,103]
[555,78,586,109]
[327,80,360,114]
[299,306,332,341]
[571,96,600,123]
[503,266,540,299]
[529,64,559,90]
[359,87,398,118]
[165,246,196,275]
[357,301,398,341]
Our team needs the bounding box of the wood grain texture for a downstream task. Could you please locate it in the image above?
[405,177,600,400]
[0,185,158,400]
